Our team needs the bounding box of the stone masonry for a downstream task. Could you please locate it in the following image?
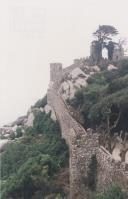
[47,62,128,198]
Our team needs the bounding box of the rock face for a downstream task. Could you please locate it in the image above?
[126,151,128,163]
[0,102,57,140]
[48,61,128,198]
[112,138,128,163]
[0,126,14,139]
[11,116,27,126]
[69,67,86,79]
[44,104,57,121]
[107,64,117,71]
[97,147,128,192]
[0,139,9,152]
[60,65,100,100]
[26,112,35,127]
[112,142,122,161]
[0,115,27,140]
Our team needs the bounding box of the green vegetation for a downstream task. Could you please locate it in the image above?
[93,25,118,43]
[92,25,118,62]
[96,185,127,199]
[1,101,69,199]
[9,132,16,140]
[69,60,128,145]
[9,127,23,140]
[1,59,128,198]
[33,111,59,135]
[16,127,23,138]
[33,95,47,108]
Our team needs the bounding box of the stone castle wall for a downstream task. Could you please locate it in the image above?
[50,63,63,84]
[63,59,83,75]
[47,83,99,198]
[97,146,128,192]
[48,63,128,198]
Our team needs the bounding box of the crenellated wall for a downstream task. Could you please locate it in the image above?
[48,62,128,198]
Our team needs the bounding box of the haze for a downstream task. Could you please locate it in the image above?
[0,0,128,126]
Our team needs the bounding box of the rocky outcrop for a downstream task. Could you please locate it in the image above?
[11,116,27,127]
[25,112,35,127]
[0,101,57,141]
[0,139,10,152]
[97,146,128,192]
[60,64,101,100]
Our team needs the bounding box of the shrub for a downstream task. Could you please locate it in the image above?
[34,95,47,108]
[108,74,128,93]
[33,111,60,135]
[87,73,106,85]
[10,132,15,140]
[1,154,58,199]
[69,59,128,134]
[96,184,127,199]
[16,127,23,138]
[1,110,69,198]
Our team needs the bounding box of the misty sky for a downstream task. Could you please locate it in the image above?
[0,0,128,126]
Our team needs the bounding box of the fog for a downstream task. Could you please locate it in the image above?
[0,0,128,126]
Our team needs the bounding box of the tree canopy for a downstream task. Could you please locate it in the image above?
[91,25,119,62]
[1,102,69,199]
[93,25,118,43]
[69,59,128,152]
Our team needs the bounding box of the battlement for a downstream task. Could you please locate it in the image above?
[50,59,86,83]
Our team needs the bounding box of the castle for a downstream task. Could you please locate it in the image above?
[90,41,125,64]
[47,61,128,198]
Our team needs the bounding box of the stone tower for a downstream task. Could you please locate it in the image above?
[90,41,102,64]
[50,63,62,84]
[113,45,124,62]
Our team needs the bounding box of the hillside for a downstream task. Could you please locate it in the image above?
[1,99,69,198]
[1,59,128,199]
[68,59,128,161]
